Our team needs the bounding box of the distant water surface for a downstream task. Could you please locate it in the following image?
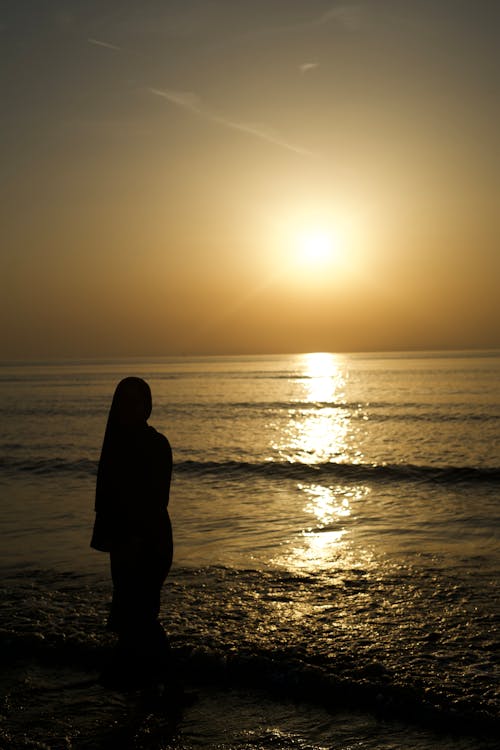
[0,351,499,749]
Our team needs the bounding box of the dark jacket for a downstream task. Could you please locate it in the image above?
[91,424,172,554]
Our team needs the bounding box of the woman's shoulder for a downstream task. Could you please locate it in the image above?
[146,425,172,456]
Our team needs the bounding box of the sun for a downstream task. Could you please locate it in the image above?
[296,229,338,267]
[268,211,360,283]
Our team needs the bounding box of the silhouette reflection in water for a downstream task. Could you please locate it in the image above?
[91,377,174,690]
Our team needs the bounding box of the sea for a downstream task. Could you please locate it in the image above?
[0,351,498,750]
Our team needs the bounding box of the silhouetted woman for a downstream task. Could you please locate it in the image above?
[91,377,173,686]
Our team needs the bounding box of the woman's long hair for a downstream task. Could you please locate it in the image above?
[95,377,152,513]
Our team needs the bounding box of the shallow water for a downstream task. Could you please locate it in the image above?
[1,563,498,748]
[0,352,499,748]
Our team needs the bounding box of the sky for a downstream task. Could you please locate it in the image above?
[1,0,499,358]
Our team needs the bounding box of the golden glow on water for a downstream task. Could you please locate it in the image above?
[268,353,372,572]
[272,353,359,465]
[304,482,352,526]
[303,352,345,402]
[273,484,371,572]
[276,407,350,464]
[300,483,349,565]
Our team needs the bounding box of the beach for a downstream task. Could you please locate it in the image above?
[0,352,499,748]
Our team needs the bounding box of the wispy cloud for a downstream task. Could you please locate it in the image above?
[299,62,319,74]
[87,37,121,52]
[149,87,316,157]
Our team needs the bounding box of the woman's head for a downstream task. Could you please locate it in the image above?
[108,377,152,428]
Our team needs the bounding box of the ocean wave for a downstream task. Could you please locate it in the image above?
[0,626,497,737]
[1,563,498,741]
[147,401,500,420]
[3,397,498,421]
[0,456,97,477]
[176,459,500,486]
[1,455,499,485]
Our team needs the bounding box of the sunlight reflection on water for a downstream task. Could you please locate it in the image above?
[303,352,346,402]
[269,354,372,572]
[277,483,372,572]
[272,352,359,465]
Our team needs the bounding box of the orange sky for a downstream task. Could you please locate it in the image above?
[1,1,499,358]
